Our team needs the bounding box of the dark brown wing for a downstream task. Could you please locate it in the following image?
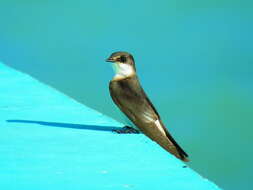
[141,91,189,159]
[158,120,189,159]
[109,76,189,161]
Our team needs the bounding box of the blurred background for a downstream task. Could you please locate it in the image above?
[0,0,252,189]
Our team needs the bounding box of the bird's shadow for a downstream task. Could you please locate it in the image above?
[6,119,123,133]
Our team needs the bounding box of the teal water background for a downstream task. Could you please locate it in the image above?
[0,1,252,189]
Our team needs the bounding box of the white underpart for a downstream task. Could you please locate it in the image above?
[142,111,166,136]
[112,62,135,79]
[142,111,154,122]
[155,120,166,136]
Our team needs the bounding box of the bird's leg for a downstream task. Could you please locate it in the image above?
[113,126,140,134]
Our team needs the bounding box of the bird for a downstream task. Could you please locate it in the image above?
[106,51,189,162]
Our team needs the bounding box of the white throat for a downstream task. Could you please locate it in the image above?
[112,62,135,80]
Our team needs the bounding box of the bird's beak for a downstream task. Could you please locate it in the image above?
[106,57,115,62]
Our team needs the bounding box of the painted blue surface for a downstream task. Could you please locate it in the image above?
[0,63,221,190]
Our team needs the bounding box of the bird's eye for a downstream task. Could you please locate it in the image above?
[120,56,127,62]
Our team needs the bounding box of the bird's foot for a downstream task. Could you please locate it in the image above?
[113,126,139,134]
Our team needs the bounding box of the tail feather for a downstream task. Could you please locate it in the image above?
[164,130,189,162]
[139,120,189,162]
[159,120,189,162]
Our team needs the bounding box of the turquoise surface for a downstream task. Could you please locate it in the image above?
[0,63,221,190]
[0,1,252,189]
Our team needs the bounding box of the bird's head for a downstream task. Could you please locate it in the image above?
[106,51,136,80]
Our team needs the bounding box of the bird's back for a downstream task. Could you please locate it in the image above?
[109,76,158,121]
